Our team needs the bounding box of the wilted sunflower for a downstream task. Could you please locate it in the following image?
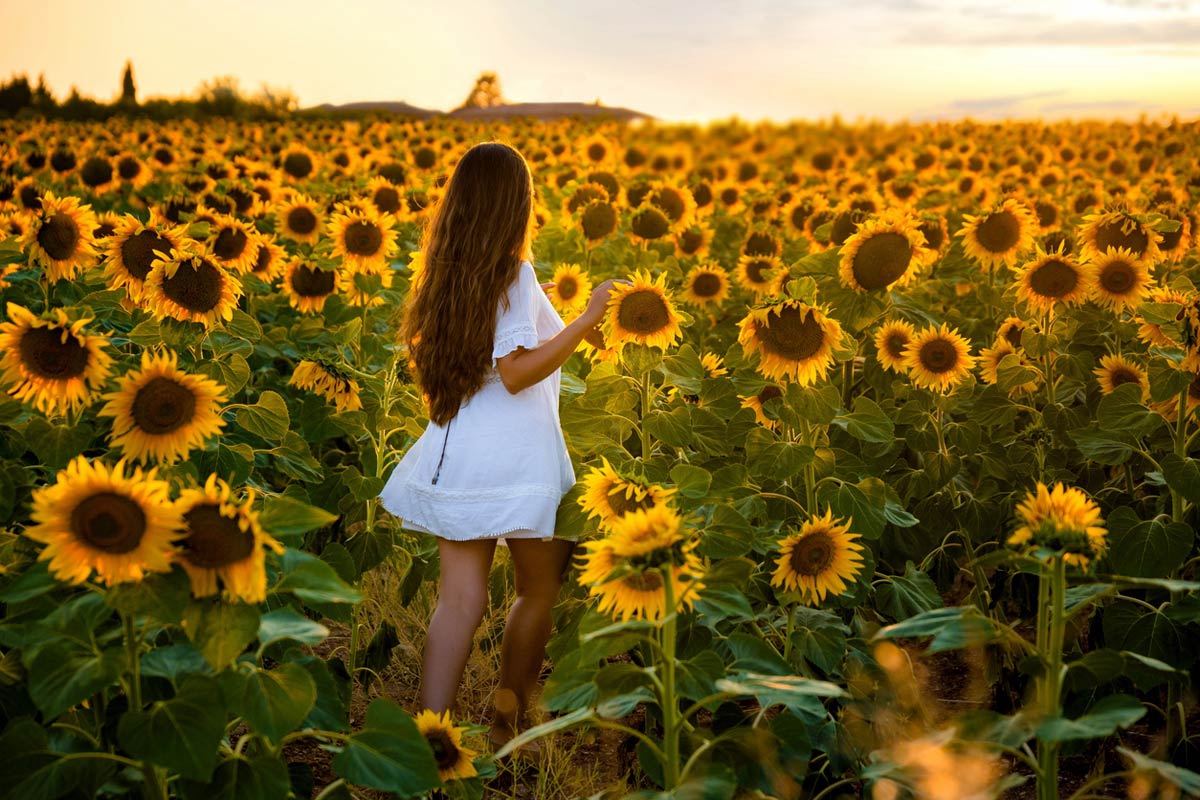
[902,323,976,392]
[1016,248,1090,314]
[771,509,865,604]
[1007,482,1106,569]
[1086,247,1152,313]
[1136,286,1191,349]
[20,192,100,282]
[103,215,190,303]
[682,264,730,307]
[577,457,676,530]
[740,384,784,429]
[1094,353,1148,397]
[22,455,183,586]
[414,710,478,782]
[283,257,346,314]
[874,319,916,373]
[957,198,1037,271]
[1078,208,1161,265]
[175,474,284,603]
[0,303,114,416]
[579,199,619,246]
[977,338,1039,394]
[143,246,244,328]
[838,211,929,293]
[206,214,259,274]
[289,358,363,412]
[548,263,591,313]
[330,205,398,272]
[738,299,843,386]
[602,270,683,352]
[735,254,784,298]
[98,348,228,464]
[275,194,324,244]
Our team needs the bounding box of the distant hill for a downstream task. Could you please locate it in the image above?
[305,100,652,122]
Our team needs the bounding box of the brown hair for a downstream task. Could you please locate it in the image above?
[400,141,535,425]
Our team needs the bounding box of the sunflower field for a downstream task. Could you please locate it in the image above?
[0,113,1199,800]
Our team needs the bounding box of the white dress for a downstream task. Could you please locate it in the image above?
[378,260,577,547]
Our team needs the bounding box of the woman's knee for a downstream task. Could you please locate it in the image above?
[438,583,490,626]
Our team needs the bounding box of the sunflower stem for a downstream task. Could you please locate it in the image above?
[1036,555,1067,800]
[782,602,796,663]
[659,563,680,789]
[123,612,142,711]
[639,367,654,461]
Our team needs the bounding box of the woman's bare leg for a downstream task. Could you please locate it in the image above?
[490,537,576,740]
[418,537,498,714]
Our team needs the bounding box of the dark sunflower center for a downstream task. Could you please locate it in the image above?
[678,229,704,254]
[1099,259,1136,295]
[282,152,314,179]
[253,245,273,274]
[581,202,617,240]
[744,231,778,257]
[118,157,142,180]
[744,258,774,285]
[1003,326,1024,349]
[72,491,147,554]
[1035,202,1058,227]
[424,730,460,771]
[632,207,671,239]
[617,290,670,335]
[372,186,401,214]
[37,213,81,261]
[19,326,89,379]
[291,264,337,297]
[885,332,909,359]
[120,230,172,281]
[852,232,913,291]
[789,531,834,576]
[607,485,655,517]
[286,206,318,235]
[587,143,607,162]
[343,220,383,257]
[213,227,248,261]
[759,306,825,362]
[1095,217,1148,257]
[650,189,685,222]
[132,376,197,434]
[81,157,113,188]
[918,339,959,374]
[162,258,224,313]
[1109,367,1141,388]
[181,503,255,568]
[557,276,579,301]
[1028,258,1078,299]
[691,272,722,298]
[622,569,664,592]
[974,210,1021,253]
[758,385,783,403]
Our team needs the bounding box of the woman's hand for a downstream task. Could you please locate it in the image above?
[581,279,629,327]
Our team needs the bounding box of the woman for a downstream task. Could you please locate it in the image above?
[379,140,622,752]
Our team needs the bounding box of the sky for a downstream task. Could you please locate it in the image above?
[2,0,1198,124]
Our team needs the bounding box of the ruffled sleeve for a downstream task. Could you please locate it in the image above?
[492,261,541,368]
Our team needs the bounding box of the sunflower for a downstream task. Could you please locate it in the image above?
[1007,482,1106,569]
[629,202,673,242]
[579,199,619,246]
[740,384,784,429]
[700,351,727,378]
[283,257,345,314]
[996,316,1029,349]
[771,509,865,604]
[581,544,705,623]
[977,338,1040,394]
[279,144,320,181]
[0,303,114,416]
[838,211,929,293]
[143,246,244,329]
[20,192,100,282]
[1094,353,1148,397]
[578,132,617,167]
[98,348,228,464]
[548,263,591,313]
[562,181,611,218]
[115,151,151,189]
[275,194,324,244]
[80,155,116,194]
[915,214,950,262]
[1016,248,1090,314]
[413,710,478,782]
[174,474,284,603]
[902,323,976,392]
[22,455,183,586]
[735,254,784,298]
[646,181,698,231]
[206,214,259,274]
[602,270,683,352]
[576,319,620,364]
[289,358,363,412]
[874,319,916,373]
[957,198,1037,271]
[682,264,730,307]
[673,223,713,259]
[246,234,287,283]
[329,205,398,273]
[738,299,843,386]
[102,216,191,302]
[93,211,122,240]
[577,457,676,530]
[365,175,404,217]
[1137,287,1191,349]
[1078,208,1162,265]
[1086,247,1152,314]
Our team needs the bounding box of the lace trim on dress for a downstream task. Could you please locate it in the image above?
[492,324,539,356]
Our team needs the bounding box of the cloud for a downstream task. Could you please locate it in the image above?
[944,89,1067,112]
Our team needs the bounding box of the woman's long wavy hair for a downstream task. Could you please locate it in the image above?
[401,141,535,425]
